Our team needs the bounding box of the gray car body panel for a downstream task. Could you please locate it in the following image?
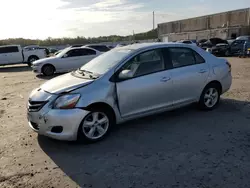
[28,42,232,140]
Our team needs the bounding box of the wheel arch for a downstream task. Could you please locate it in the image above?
[204,80,222,94]
[83,102,116,123]
[28,55,39,61]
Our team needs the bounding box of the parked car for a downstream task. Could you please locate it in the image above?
[48,48,59,54]
[0,45,47,66]
[197,39,207,46]
[27,43,232,142]
[201,38,228,50]
[84,44,110,52]
[206,43,229,56]
[32,46,102,76]
[177,40,197,46]
[226,40,246,56]
[236,36,250,41]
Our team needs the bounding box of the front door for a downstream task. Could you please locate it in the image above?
[116,48,173,118]
[0,48,8,65]
[167,47,209,106]
[5,46,22,64]
[60,49,87,72]
[230,40,244,55]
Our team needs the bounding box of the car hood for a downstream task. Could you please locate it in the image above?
[40,73,94,94]
[33,56,58,65]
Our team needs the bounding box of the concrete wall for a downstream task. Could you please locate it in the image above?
[162,27,250,42]
[158,8,250,40]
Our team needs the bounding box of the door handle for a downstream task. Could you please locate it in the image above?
[199,69,207,73]
[160,77,171,82]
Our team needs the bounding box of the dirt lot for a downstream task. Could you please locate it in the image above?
[1,58,250,188]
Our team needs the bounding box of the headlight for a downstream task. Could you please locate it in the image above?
[53,94,80,109]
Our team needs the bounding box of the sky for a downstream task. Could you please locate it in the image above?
[0,0,249,39]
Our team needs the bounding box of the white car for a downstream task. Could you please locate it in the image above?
[0,45,47,66]
[177,40,197,46]
[32,47,102,76]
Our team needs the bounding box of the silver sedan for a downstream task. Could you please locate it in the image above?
[27,43,232,143]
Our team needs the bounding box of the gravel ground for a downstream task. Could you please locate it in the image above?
[1,58,250,188]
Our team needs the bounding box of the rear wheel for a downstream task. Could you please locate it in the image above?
[41,64,55,76]
[198,83,221,110]
[27,56,39,66]
[78,108,114,143]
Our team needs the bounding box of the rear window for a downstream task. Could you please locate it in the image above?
[0,46,19,54]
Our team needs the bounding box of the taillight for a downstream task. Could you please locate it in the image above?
[226,62,231,72]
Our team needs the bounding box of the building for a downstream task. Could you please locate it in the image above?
[158,8,250,42]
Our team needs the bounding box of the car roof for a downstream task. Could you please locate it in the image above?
[115,42,194,51]
[67,46,99,51]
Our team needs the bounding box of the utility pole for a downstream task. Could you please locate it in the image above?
[153,11,155,30]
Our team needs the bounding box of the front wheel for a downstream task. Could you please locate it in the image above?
[41,64,55,76]
[78,109,114,143]
[198,84,220,110]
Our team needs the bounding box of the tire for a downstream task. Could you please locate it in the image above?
[78,108,114,143]
[28,56,39,66]
[198,83,221,110]
[41,64,55,76]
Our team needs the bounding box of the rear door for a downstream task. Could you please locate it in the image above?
[167,47,209,106]
[116,48,173,118]
[79,49,98,65]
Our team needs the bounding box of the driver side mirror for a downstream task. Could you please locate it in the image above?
[118,69,133,80]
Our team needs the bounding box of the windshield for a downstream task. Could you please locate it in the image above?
[56,47,70,57]
[80,49,132,75]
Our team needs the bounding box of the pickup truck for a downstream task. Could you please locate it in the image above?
[0,45,47,66]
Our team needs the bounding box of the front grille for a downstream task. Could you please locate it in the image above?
[30,121,39,130]
[28,100,47,112]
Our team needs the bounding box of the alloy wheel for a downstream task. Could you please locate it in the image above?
[204,88,219,108]
[82,112,109,140]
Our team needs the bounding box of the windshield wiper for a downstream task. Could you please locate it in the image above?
[78,69,99,79]
[82,69,94,74]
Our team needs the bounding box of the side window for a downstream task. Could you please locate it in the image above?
[66,49,81,57]
[95,46,110,52]
[66,49,93,57]
[122,49,164,78]
[169,48,196,68]
[84,49,96,55]
[0,47,6,54]
[0,46,19,53]
[194,51,205,64]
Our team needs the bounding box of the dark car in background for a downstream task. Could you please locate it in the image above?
[226,40,245,56]
[201,38,228,50]
[208,43,229,56]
